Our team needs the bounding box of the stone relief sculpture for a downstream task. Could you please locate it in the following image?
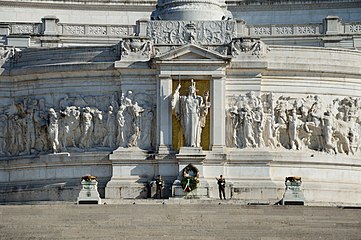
[172,79,211,148]
[121,38,154,58]
[0,115,7,155]
[116,103,126,147]
[103,106,116,148]
[60,106,81,150]
[0,91,151,156]
[48,108,60,153]
[79,107,93,149]
[147,21,236,46]
[231,38,269,57]
[226,92,361,155]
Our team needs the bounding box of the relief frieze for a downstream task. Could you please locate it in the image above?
[146,21,236,45]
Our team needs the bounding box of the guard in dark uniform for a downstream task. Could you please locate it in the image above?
[155,175,164,199]
[216,175,226,200]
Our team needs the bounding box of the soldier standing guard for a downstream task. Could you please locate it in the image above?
[216,175,226,200]
[155,175,164,199]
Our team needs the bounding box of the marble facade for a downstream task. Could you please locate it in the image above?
[0,0,361,205]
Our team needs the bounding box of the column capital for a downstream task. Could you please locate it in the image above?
[211,74,226,80]
[158,74,172,79]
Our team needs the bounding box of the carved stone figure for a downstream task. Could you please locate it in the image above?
[60,106,80,150]
[25,109,36,154]
[321,111,337,154]
[263,109,278,148]
[116,105,126,147]
[91,108,105,146]
[79,107,93,149]
[0,115,7,155]
[126,103,144,147]
[119,90,145,148]
[172,80,210,148]
[103,106,116,148]
[288,109,302,150]
[48,108,59,153]
[253,106,265,148]
[34,99,48,152]
[243,107,256,147]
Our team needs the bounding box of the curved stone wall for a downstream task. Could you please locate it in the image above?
[1,43,361,204]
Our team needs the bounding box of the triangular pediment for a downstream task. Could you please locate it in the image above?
[155,44,230,61]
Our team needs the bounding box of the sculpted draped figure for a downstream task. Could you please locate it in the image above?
[172,79,210,148]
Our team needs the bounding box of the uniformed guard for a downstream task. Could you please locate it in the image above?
[155,175,164,199]
[216,175,226,200]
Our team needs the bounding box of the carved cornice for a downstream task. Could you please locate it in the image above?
[0,0,156,11]
[227,1,361,11]
[2,0,359,12]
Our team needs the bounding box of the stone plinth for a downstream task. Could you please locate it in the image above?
[172,147,210,199]
[77,180,101,204]
[105,147,155,199]
[282,177,305,205]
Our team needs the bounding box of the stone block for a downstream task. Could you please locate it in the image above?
[282,177,305,205]
[324,16,342,34]
[6,35,30,48]
[77,180,101,204]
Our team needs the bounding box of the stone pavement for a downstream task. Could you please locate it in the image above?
[0,200,360,240]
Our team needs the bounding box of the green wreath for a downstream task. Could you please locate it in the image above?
[181,176,199,192]
[181,164,200,192]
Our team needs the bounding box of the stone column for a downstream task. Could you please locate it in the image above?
[210,75,226,152]
[157,75,172,153]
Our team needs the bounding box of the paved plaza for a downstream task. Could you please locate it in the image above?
[0,201,360,240]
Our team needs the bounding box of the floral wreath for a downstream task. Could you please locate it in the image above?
[82,175,97,182]
[181,164,200,192]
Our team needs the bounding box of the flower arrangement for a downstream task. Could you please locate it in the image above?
[82,175,97,182]
[285,176,301,182]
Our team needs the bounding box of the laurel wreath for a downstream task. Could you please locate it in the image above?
[181,164,199,192]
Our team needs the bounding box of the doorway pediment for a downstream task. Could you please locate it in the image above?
[154,44,231,62]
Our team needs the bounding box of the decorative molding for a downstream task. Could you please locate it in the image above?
[249,24,321,36]
[109,26,129,36]
[347,24,361,33]
[11,24,40,34]
[88,26,107,35]
[63,25,85,35]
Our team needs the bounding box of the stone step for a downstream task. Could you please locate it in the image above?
[0,203,360,239]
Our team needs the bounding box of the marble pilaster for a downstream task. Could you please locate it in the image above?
[157,75,173,154]
[210,75,226,153]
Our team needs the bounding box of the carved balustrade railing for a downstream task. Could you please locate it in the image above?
[3,20,361,38]
[4,22,136,37]
[249,24,323,37]
[61,24,135,36]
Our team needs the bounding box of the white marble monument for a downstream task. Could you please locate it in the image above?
[0,0,361,205]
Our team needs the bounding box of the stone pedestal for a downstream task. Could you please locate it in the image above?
[282,177,305,205]
[105,147,154,199]
[77,180,101,204]
[172,147,209,199]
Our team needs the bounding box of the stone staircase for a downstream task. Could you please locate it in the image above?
[0,201,360,239]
